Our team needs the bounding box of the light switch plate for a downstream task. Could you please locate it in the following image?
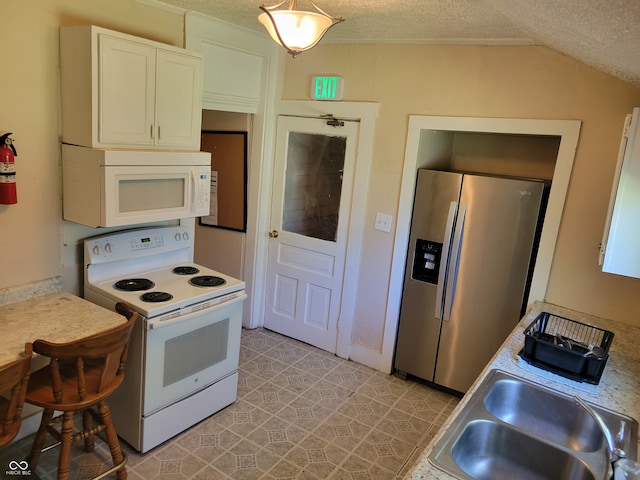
[375,212,393,232]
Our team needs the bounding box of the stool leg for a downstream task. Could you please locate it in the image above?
[27,408,54,472]
[57,410,74,480]
[97,400,127,480]
[82,408,95,452]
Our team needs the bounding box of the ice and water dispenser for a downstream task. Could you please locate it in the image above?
[411,239,443,284]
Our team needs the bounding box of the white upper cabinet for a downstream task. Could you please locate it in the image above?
[600,107,640,278]
[154,50,203,148]
[185,12,279,114]
[98,35,156,146]
[60,26,203,150]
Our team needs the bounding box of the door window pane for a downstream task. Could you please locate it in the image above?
[283,132,346,241]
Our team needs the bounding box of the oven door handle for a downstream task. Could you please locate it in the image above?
[147,292,247,330]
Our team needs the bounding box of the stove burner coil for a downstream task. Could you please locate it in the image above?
[114,278,155,291]
[172,266,200,275]
[140,291,173,303]
[189,275,226,288]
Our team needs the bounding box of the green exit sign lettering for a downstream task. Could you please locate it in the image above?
[311,76,344,101]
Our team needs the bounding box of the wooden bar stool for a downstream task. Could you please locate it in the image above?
[25,303,138,480]
[0,343,33,448]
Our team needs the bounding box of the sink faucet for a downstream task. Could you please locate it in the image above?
[574,396,626,479]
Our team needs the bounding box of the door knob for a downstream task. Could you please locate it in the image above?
[269,230,279,238]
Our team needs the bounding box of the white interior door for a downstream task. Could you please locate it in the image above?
[264,115,359,352]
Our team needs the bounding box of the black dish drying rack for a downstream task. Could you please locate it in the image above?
[518,312,614,384]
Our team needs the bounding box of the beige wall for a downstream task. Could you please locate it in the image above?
[0,1,184,290]
[194,110,250,279]
[281,44,640,351]
[3,1,640,360]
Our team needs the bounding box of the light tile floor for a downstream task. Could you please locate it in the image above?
[1,328,459,479]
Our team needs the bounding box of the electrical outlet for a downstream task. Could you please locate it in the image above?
[375,212,393,232]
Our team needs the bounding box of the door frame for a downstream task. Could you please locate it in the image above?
[381,115,581,373]
[255,100,379,359]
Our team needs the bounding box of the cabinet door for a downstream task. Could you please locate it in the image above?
[601,108,640,278]
[99,35,156,146]
[155,50,203,149]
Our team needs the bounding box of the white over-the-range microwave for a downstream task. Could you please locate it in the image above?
[62,144,211,227]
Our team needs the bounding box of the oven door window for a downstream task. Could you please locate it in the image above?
[163,319,228,387]
[143,298,242,415]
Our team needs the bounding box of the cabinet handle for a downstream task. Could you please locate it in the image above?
[150,124,154,139]
[158,125,161,140]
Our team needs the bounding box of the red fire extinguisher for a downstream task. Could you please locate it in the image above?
[0,132,18,204]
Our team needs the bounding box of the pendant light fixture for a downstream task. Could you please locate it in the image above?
[258,0,344,57]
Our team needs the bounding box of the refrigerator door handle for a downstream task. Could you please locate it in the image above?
[443,203,467,322]
[435,201,459,320]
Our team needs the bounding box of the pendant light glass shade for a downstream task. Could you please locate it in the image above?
[259,1,344,57]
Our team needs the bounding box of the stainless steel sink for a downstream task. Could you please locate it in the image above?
[451,420,597,480]
[429,370,638,480]
[483,377,605,452]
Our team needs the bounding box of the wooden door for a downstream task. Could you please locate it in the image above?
[264,115,359,352]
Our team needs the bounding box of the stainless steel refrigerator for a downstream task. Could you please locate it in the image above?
[394,169,545,393]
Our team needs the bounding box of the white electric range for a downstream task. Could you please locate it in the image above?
[83,226,246,453]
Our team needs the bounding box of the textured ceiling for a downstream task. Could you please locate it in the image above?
[156,0,640,85]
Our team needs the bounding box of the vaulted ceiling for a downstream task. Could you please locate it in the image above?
[157,0,640,85]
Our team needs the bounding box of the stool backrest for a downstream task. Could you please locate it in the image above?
[0,343,33,445]
[32,304,138,404]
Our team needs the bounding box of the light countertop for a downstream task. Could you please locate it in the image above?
[407,300,640,479]
[0,277,126,366]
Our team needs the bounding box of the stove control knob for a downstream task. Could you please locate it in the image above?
[92,245,100,256]
[182,232,189,240]
[175,232,181,242]
[105,243,112,253]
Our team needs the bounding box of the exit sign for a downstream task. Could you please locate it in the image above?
[311,76,344,101]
